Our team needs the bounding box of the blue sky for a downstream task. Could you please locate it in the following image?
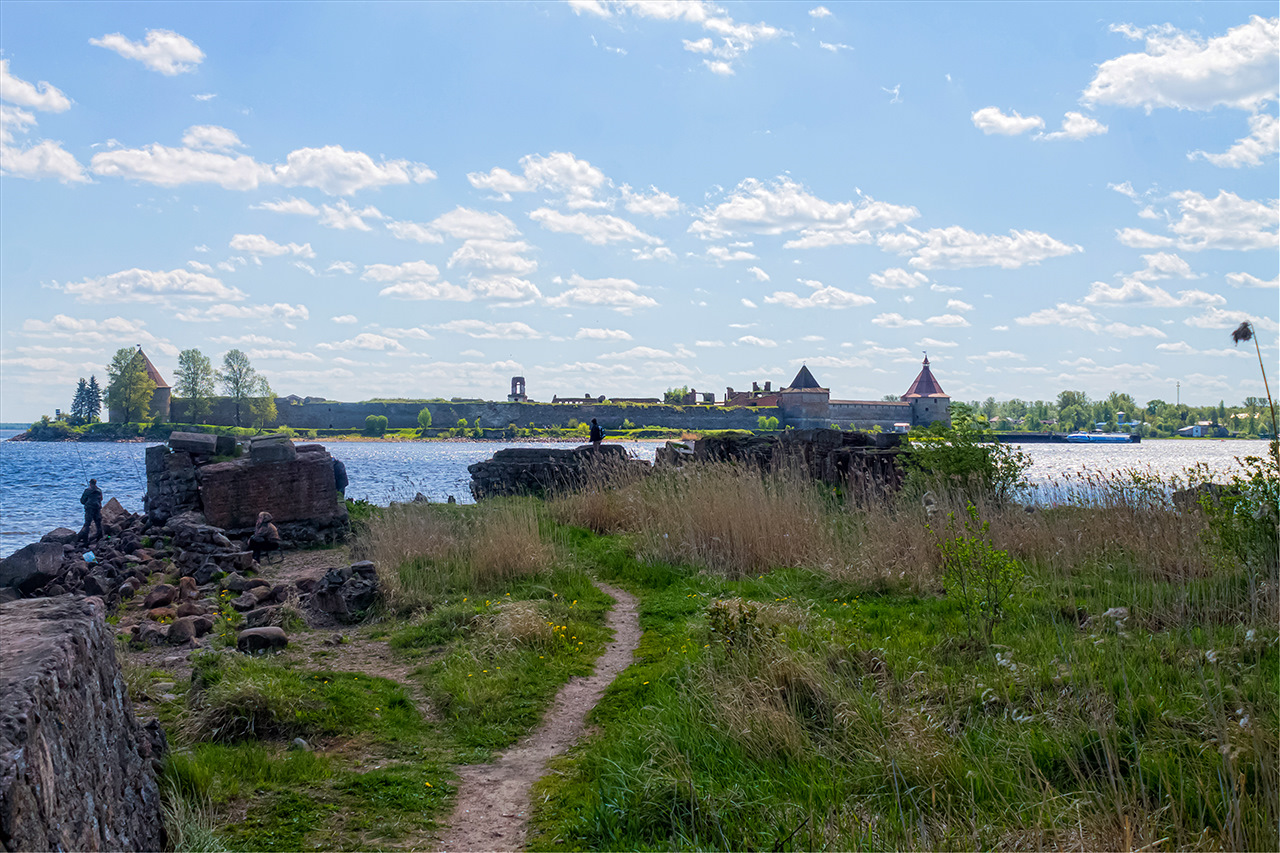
[2,0,1277,422]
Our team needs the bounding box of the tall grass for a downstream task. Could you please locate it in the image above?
[358,500,553,611]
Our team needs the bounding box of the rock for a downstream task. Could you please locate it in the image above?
[131,622,170,646]
[237,626,288,653]
[191,616,214,638]
[351,560,377,579]
[412,492,430,503]
[296,577,319,594]
[175,601,205,618]
[223,573,270,593]
[289,737,311,751]
[244,606,283,629]
[168,431,218,456]
[0,596,164,852]
[314,573,378,622]
[193,560,221,586]
[249,434,298,464]
[167,616,197,645]
[101,497,131,527]
[153,682,176,694]
[147,606,177,622]
[0,588,18,606]
[118,582,136,600]
[44,583,67,597]
[178,576,199,601]
[0,542,65,593]
[82,572,110,597]
[230,593,258,612]
[143,584,176,609]
[40,527,79,545]
[468,444,643,500]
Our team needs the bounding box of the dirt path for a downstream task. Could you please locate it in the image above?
[435,581,640,853]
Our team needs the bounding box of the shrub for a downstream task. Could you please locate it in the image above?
[905,423,1030,506]
[363,414,388,436]
[933,503,1023,642]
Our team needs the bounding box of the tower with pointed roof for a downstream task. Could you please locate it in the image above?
[777,363,831,419]
[901,355,950,427]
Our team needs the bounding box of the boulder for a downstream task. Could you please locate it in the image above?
[249,434,297,464]
[0,542,65,594]
[101,497,130,527]
[237,626,288,653]
[468,444,643,499]
[40,527,79,546]
[167,616,196,645]
[178,576,199,601]
[0,596,164,851]
[313,569,378,622]
[143,584,176,609]
[175,601,205,618]
[244,605,283,629]
[147,606,178,622]
[168,431,218,456]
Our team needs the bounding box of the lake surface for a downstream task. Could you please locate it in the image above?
[0,430,1270,558]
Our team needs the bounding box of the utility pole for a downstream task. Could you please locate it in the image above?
[1176,381,1180,406]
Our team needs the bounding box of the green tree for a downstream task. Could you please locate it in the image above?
[1058,404,1086,431]
[417,406,433,430]
[86,376,102,423]
[250,380,277,432]
[175,348,217,423]
[364,414,388,436]
[106,347,155,423]
[218,349,260,427]
[70,378,91,424]
[664,386,690,405]
[1057,390,1090,412]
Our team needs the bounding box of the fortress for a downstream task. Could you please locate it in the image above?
[141,353,952,433]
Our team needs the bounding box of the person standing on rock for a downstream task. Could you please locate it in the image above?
[249,511,280,564]
[589,418,603,450]
[333,457,348,497]
[77,478,104,545]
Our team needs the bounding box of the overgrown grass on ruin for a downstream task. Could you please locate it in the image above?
[530,453,1279,852]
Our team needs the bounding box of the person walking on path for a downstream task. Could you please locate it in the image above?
[588,418,604,450]
[77,478,104,545]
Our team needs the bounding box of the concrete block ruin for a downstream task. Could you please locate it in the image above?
[0,596,165,852]
[146,433,348,546]
[468,429,908,500]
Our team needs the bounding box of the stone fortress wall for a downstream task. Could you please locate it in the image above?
[162,358,951,433]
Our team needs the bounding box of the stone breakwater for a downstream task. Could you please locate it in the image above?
[0,596,166,852]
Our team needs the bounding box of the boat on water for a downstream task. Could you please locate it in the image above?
[1065,432,1141,444]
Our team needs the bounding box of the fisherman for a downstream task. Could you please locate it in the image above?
[333,457,348,497]
[588,418,604,450]
[249,511,281,564]
[77,478,104,545]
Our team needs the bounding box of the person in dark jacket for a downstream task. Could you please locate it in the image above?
[588,418,603,449]
[77,478,104,545]
[249,511,280,563]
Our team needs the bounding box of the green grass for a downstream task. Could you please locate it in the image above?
[530,523,1279,852]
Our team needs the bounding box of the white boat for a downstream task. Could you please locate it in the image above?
[1065,432,1138,444]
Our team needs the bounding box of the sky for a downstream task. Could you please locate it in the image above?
[1,1,1277,422]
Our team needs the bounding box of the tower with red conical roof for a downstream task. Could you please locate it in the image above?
[901,355,950,426]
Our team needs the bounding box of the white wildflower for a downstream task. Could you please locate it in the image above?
[1205,649,1218,663]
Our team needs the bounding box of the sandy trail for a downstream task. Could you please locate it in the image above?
[435,581,640,852]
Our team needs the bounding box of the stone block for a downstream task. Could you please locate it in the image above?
[249,435,297,464]
[237,626,288,653]
[169,431,218,455]
[0,596,163,851]
[40,527,79,545]
[215,435,237,456]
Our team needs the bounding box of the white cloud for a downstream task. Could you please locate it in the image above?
[436,319,541,339]
[599,345,674,360]
[174,302,309,327]
[916,337,958,348]
[737,335,777,347]
[632,246,677,261]
[1083,252,1225,307]
[1103,322,1168,339]
[576,327,633,341]
[967,350,1025,362]
[707,245,757,262]
[621,184,680,216]
[946,299,973,312]
[1189,113,1279,168]
[0,137,89,183]
[92,142,435,195]
[809,6,833,18]
[385,220,444,243]
[193,93,216,102]
[871,313,923,328]
[57,267,244,304]
[1226,271,1279,289]
[746,266,770,281]
[764,279,875,309]
[468,151,608,207]
[898,226,1081,270]
[432,207,521,240]
[90,29,205,75]
[467,275,543,304]
[971,106,1044,135]
[447,239,538,274]
[691,177,918,245]
[361,261,441,282]
[1038,111,1108,141]
[695,339,725,347]
[741,298,758,308]
[253,196,320,216]
[1163,190,1279,251]
[1109,181,1138,199]
[1015,303,1100,333]
[530,208,661,245]
[1116,227,1175,249]
[1084,17,1279,113]
[327,261,356,275]
[331,315,358,324]
[0,60,72,111]
[318,200,385,231]
[317,333,406,352]
[819,42,852,53]
[869,267,928,289]
[1183,307,1279,332]
[229,233,315,258]
[926,314,970,327]
[248,348,321,362]
[546,274,658,313]
[180,125,242,151]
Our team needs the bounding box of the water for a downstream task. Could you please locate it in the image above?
[1,430,1270,558]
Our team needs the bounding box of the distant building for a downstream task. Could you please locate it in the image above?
[748,358,951,430]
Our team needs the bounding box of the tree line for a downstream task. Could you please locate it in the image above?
[955,390,1274,437]
[67,346,277,429]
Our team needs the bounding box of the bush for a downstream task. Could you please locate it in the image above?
[363,414,388,436]
[933,503,1023,642]
[905,423,1030,506]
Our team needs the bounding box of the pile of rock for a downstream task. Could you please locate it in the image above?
[0,499,164,608]
[469,444,647,499]
[308,561,379,623]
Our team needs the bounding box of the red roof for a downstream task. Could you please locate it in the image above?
[902,356,946,398]
[139,349,170,389]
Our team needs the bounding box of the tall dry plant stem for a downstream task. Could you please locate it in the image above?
[1232,320,1278,464]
